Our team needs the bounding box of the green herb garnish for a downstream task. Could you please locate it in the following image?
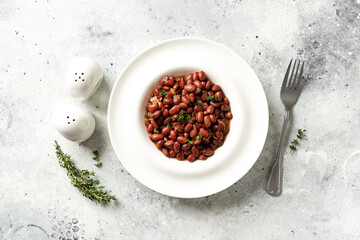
[289,129,306,153]
[206,96,218,102]
[93,150,102,168]
[160,89,167,96]
[167,123,171,127]
[54,141,116,203]
[213,135,218,140]
[201,89,205,94]
[186,139,193,144]
[154,129,159,133]
[177,113,184,121]
[177,113,191,121]
[145,113,149,118]
[196,135,201,140]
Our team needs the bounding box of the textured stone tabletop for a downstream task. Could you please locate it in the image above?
[1,0,360,239]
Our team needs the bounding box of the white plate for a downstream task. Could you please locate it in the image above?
[108,38,269,198]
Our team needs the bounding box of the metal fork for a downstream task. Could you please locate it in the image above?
[266,59,305,196]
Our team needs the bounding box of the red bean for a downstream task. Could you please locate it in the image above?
[215,131,223,140]
[187,154,195,162]
[162,109,169,117]
[185,123,193,133]
[194,105,203,112]
[205,80,213,90]
[204,116,211,128]
[225,112,233,119]
[144,118,151,126]
[151,120,158,129]
[169,130,177,140]
[164,117,172,125]
[173,97,181,105]
[190,127,197,138]
[156,140,164,150]
[173,141,180,153]
[206,105,214,114]
[182,143,191,151]
[147,124,153,133]
[176,152,184,160]
[212,85,221,91]
[163,97,173,105]
[191,146,199,156]
[181,95,191,104]
[215,91,222,102]
[189,93,195,102]
[223,97,229,104]
[186,74,193,81]
[177,136,187,144]
[169,105,180,115]
[162,126,171,136]
[194,80,202,89]
[165,78,175,87]
[209,114,216,123]
[148,103,159,113]
[184,84,196,93]
[199,128,209,138]
[218,120,226,131]
[164,140,174,149]
[162,148,169,157]
[151,134,163,141]
[179,78,185,89]
[199,71,206,80]
[193,72,199,80]
[196,111,204,122]
[187,107,194,114]
[179,103,188,109]
[199,155,207,160]
[169,150,176,157]
[151,110,161,118]
[213,139,223,146]
[201,92,208,101]
[202,149,214,156]
[221,105,230,112]
[210,101,220,108]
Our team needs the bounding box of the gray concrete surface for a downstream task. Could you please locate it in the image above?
[0,0,359,239]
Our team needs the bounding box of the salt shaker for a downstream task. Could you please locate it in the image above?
[53,105,96,142]
[65,57,103,101]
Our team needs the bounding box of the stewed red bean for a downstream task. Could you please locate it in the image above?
[145,71,232,162]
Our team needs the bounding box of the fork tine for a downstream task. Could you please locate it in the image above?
[281,59,293,90]
[288,59,298,88]
[294,61,305,90]
[291,59,301,89]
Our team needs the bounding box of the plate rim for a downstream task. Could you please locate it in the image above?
[107,37,269,198]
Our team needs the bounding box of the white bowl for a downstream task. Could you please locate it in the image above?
[108,37,269,198]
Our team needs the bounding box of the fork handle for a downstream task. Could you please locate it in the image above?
[266,110,290,196]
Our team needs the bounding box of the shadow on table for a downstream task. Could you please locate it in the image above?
[81,77,111,154]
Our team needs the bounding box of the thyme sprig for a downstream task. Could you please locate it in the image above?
[289,129,306,153]
[54,141,116,203]
[93,150,102,168]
